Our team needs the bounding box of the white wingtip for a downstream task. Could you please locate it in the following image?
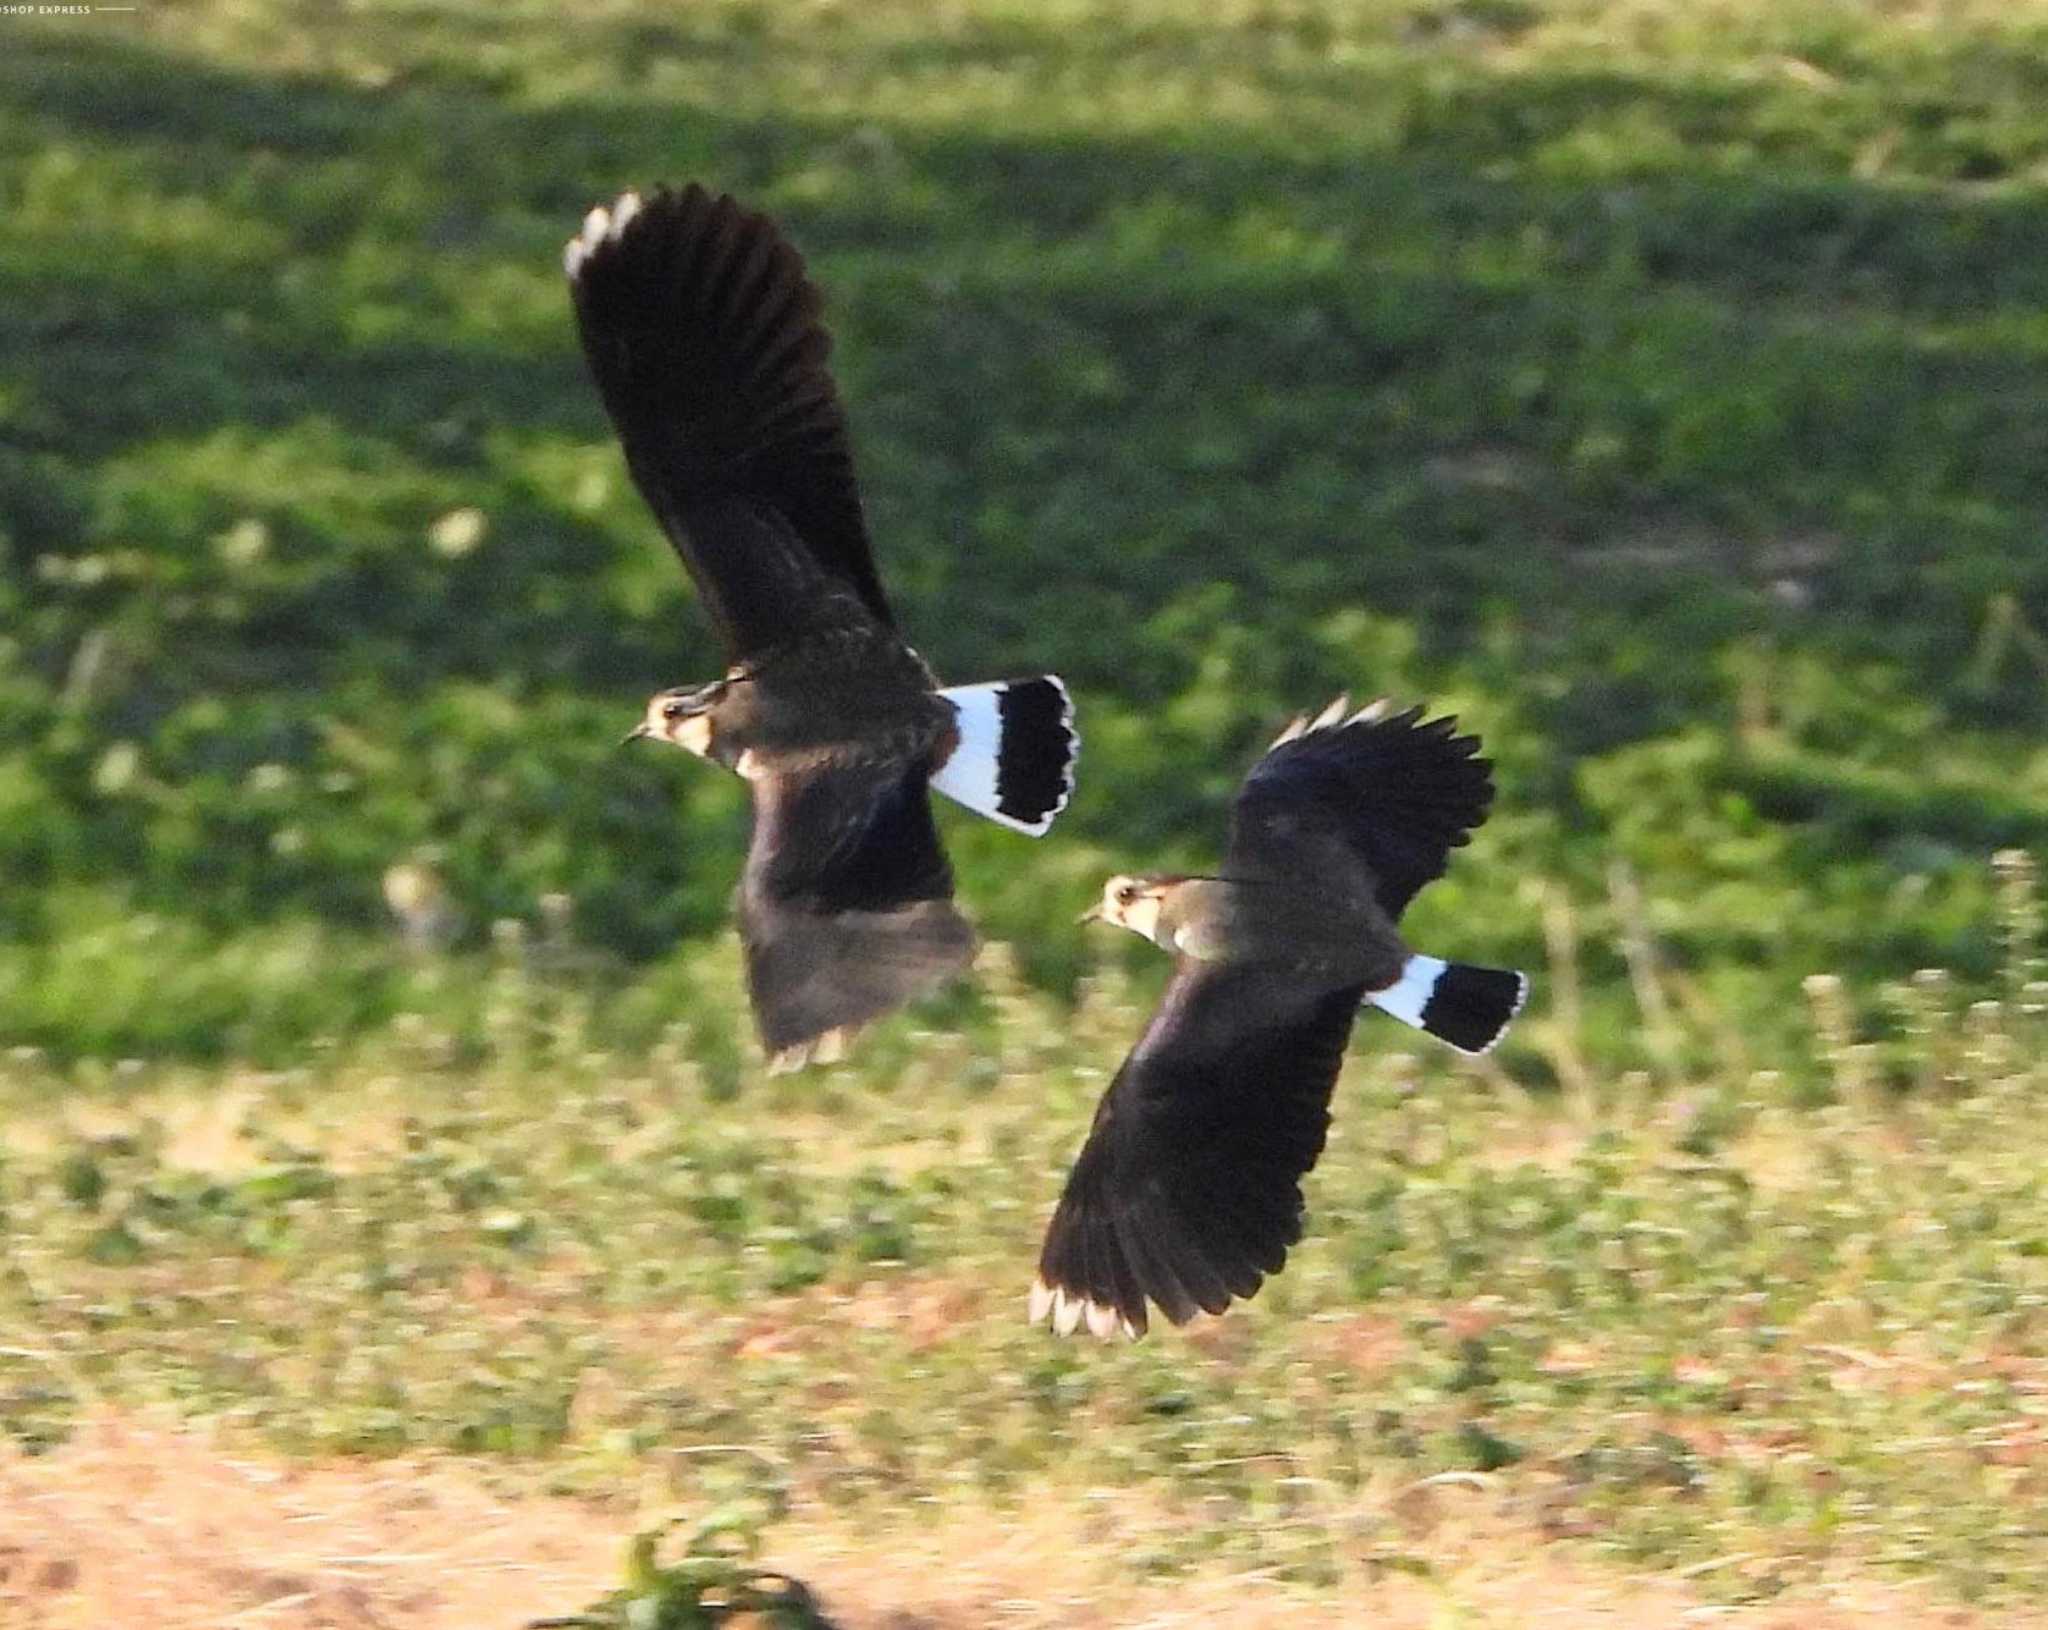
[1030,1277,1133,1341]
[1272,693,1363,749]
[812,1025,849,1066]
[1270,693,1426,753]
[564,192,644,278]
[765,1025,854,1074]
[1309,693,1351,732]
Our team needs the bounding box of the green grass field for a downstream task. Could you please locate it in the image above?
[4,0,2048,1623]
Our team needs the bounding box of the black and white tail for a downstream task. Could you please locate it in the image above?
[1370,954,1527,1055]
[933,677,1078,835]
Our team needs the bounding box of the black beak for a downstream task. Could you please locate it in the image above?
[1077,902,1106,925]
[619,723,652,748]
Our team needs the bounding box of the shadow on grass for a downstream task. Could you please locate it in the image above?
[2,12,2047,1050]
[8,21,2047,666]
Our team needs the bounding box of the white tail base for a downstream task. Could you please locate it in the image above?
[1370,954,1447,1031]
[931,678,1075,836]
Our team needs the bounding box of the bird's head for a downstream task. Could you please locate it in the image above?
[622,671,750,765]
[1079,874,1179,944]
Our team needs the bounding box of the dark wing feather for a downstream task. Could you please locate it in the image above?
[737,761,973,1054]
[1225,701,1494,920]
[1035,960,1364,1335]
[566,184,891,660]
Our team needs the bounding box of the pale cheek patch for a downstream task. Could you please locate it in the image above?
[1123,894,1164,943]
[674,714,714,756]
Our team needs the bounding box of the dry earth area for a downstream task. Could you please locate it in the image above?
[0,1410,2038,1630]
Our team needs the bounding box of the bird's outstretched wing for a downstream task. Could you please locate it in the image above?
[1032,960,1364,1337]
[1225,698,1494,920]
[736,761,975,1064]
[566,184,891,660]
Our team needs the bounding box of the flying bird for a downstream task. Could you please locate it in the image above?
[1032,698,1525,1338]
[566,185,1077,1071]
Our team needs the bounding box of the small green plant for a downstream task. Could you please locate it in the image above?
[535,1482,836,1630]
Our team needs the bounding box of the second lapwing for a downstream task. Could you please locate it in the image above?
[567,185,1077,1071]
[1032,698,1525,1338]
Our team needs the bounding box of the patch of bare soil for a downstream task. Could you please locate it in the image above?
[0,1410,618,1629]
[0,1410,2036,1630]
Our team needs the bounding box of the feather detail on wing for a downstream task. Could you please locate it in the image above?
[1227,698,1494,919]
[567,184,890,659]
[1032,961,1363,1336]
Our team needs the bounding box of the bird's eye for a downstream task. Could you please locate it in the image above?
[1115,884,1137,905]
[661,700,689,721]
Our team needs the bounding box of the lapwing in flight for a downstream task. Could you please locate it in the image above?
[1031,698,1525,1338]
[567,185,1077,1072]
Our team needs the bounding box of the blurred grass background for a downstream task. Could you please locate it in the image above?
[4,0,2047,1067]
[6,2,2048,1621]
